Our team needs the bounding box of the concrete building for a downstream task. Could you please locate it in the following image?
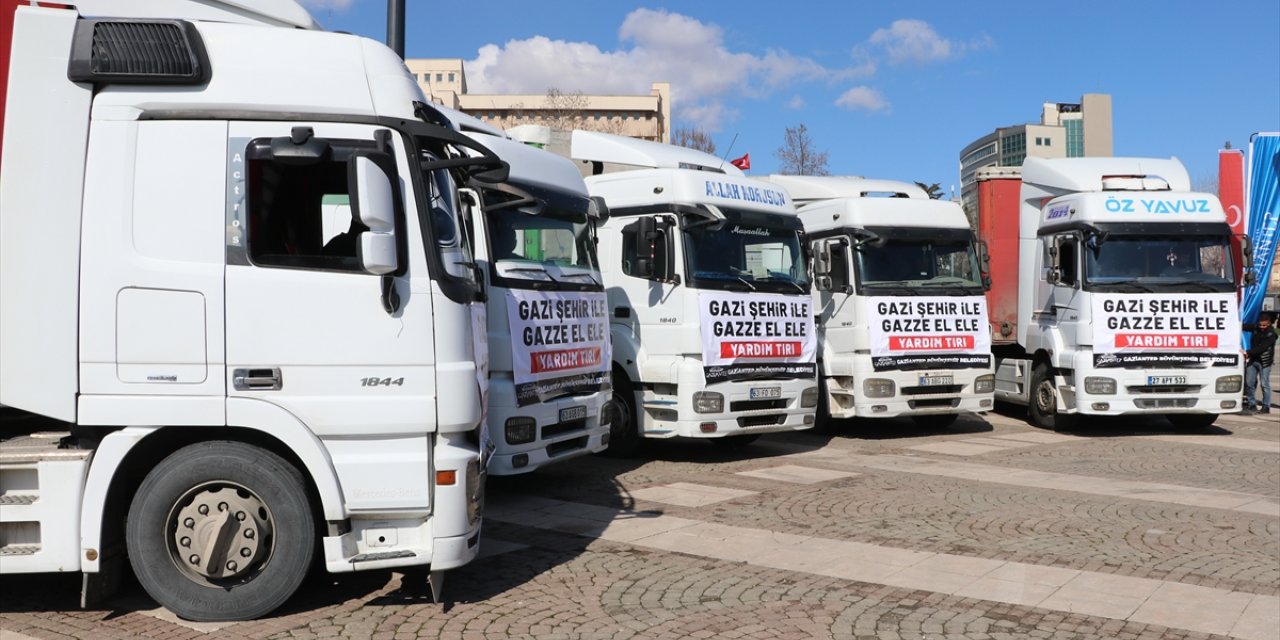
[406,58,671,143]
[959,93,1113,221]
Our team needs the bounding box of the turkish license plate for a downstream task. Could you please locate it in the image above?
[750,386,782,400]
[559,405,587,422]
[918,375,954,387]
[1147,376,1186,385]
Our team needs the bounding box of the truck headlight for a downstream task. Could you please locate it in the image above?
[1084,376,1116,395]
[800,387,819,408]
[693,391,724,413]
[974,374,995,394]
[504,417,536,445]
[863,378,895,398]
[1216,375,1242,393]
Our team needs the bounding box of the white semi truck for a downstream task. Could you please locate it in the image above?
[458,129,612,474]
[570,131,818,454]
[766,176,995,428]
[975,157,1247,430]
[0,0,500,621]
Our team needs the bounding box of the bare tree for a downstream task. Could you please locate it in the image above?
[672,126,717,154]
[482,88,625,135]
[914,181,944,199]
[774,124,829,176]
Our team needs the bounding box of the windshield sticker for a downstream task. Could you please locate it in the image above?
[1091,293,1239,368]
[507,290,611,406]
[699,292,815,383]
[866,296,992,372]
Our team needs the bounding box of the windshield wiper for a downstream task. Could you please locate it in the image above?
[505,266,565,285]
[561,271,602,287]
[1088,279,1154,293]
[757,276,806,294]
[1150,278,1229,293]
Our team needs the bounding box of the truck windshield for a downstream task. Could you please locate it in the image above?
[853,231,982,295]
[1083,234,1235,293]
[683,214,810,295]
[484,180,600,291]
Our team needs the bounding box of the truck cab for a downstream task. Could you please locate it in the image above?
[572,131,818,454]
[768,176,995,428]
[458,128,612,474]
[1,0,498,621]
[984,157,1246,430]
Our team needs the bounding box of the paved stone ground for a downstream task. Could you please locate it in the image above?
[1,404,1277,640]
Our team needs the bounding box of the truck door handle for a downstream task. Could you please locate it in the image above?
[614,306,632,318]
[233,368,283,391]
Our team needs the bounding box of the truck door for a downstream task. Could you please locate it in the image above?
[224,122,437,446]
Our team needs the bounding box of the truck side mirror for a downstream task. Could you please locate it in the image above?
[1238,234,1256,286]
[634,216,657,278]
[976,240,992,291]
[590,196,610,223]
[349,152,401,276]
[812,241,833,277]
[1046,244,1062,285]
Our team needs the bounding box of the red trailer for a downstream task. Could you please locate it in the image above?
[974,166,1022,346]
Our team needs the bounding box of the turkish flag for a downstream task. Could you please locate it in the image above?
[730,153,750,170]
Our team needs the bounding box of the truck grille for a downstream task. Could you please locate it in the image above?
[541,419,587,439]
[730,399,788,412]
[546,436,589,457]
[737,414,785,428]
[901,384,964,396]
[1126,385,1202,394]
[1134,398,1198,409]
[908,398,961,409]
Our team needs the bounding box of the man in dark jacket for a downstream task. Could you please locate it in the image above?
[1243,312,1276,414]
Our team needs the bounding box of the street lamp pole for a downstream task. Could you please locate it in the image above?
[387,0,405,59]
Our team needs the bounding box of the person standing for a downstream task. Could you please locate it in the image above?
[1243,312,1276,414]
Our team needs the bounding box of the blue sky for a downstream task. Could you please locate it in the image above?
[304,1,1279,195]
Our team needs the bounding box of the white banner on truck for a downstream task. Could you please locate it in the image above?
[866,296,992,372]
[506,290,610,406]
[699,291,816,383]
[1091,294,1239,368]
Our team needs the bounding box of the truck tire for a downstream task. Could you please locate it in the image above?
[126,441,315,621]
[1028,362,1076,431]
[604,376,641,457]
[911,413,959,429]
[1167,414,1218,431]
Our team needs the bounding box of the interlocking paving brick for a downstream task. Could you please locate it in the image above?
[490,492,1272,638]
[733,464,858,484]
[905,441,1009,456]
[628,482,758,507]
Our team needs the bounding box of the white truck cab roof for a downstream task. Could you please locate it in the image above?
[71,0,319,29]
[571,130,743,175]
[762,175,969,234]
[465,132,588,200]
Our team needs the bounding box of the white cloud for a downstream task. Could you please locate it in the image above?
[868,19,952,64]
[864,19,991,65]
[463,8,844,132]
[835,86,889,113]
[299,0,356,10]
[786,95,806,109]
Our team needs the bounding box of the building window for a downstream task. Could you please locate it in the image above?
[435,73,443,83]
[447,72,455,82]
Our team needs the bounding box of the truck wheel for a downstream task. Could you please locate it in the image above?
[604,377,641,457]
[1029,362,1076,431]
[911,413,959,429]
[1167,414,1217,431]
[126,441,315,621]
